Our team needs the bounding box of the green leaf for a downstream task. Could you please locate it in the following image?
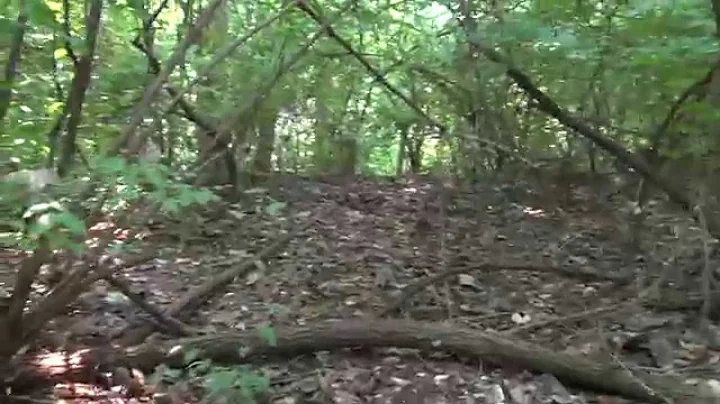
[26,0,57,28]
[46,232,73,248]
[237,346,251,357]
[0,16,16,36]
[97,156,127,174]
[53,48,67,59]
[141,165,167,188]
[52,211,86,235]
[257,324,277,347]
[157,365,182,382]
[183,348,200,364]
[125,0,146,17]
[264,201,286,216]
[237,372,270,394]
[205,370,238,394]
[194,189,217,204]
[162,199,179,213]
[176,187,196,207]
[26,217,54,238]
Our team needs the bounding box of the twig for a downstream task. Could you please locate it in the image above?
[505,262,674,335]
[105,274,194,337]
[695,186,716,321]
[503,300,634,335]
[379,261,622,317]
[295,1,440,133]
[116,219,309,346]
[111,0,225,155]
[608,351,671,403]
[162,3,293,115]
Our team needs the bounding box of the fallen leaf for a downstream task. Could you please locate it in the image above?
[458,274,478,289]
[511,312,531,325]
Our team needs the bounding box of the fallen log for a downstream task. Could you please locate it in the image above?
[10,319,715,403]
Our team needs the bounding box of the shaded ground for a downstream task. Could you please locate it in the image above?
[4,173,720,403]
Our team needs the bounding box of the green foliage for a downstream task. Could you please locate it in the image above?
[257,324,277,346]
[26,0,57,28]
[203,367,270,404]
[0,171,87,250]
[93,156,219,216]
[1,156,218,252]
[154,325,276,404]
[2,0,719,183]
[264,200,286,216]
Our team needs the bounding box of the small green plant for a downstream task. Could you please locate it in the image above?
[1,157,219,252]
[93,156,219,216]
[153,324,277,403]
[203,366,271,404]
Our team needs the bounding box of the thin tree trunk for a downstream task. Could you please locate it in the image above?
[396,126,408,176]
[0,0,28,123]
[252,107,279,177]
[57,0,104,177]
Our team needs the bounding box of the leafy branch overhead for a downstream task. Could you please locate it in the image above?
[2,0,720,403]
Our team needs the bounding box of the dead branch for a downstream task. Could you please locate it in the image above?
[0,242,52,358]
[380,260,632,317]
[105,274,194,337]
[163,4,293,115]
[649,59,720,152]
[140,0,171,37]
[19,249,155,348]
[134,319,718,402]
[116,225,303,346]
[11,319,715,403]
[644,290,720,318]
[295,2,437,132]
[471,40,720,241]
[111,0,225,155]
[505,301,634,335]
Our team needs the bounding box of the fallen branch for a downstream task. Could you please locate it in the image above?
[115,225,302,346]
[504,301,633,335]
[380,261,631,317]
[12,319,714,403]
[105,274,194,337]
[643,290,720,318]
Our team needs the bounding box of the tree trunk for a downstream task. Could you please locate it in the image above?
[396,124,408,176]
[334,137,357,176]
[407,129,424,174]
[57,0,103,177]
[0,0,27,123]
[252,107,279,177]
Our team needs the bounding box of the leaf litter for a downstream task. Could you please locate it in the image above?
[8,173,720,403]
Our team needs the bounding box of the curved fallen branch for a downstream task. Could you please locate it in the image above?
[132,319,720,403]
[12,319,714,403]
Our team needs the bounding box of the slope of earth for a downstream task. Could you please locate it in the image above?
[10,173,720,403]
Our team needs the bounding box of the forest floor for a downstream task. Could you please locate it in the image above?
[5,173,720,404]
